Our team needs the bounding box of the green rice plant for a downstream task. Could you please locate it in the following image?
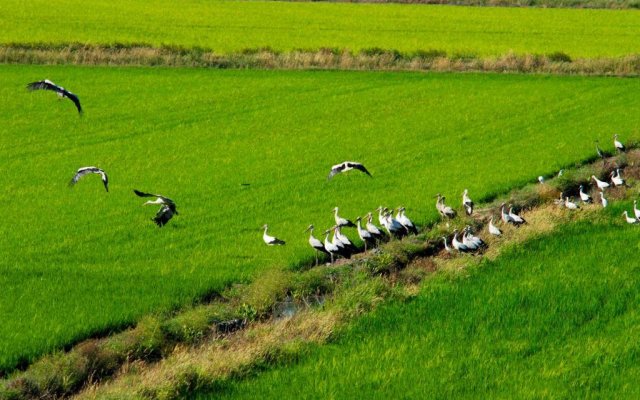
[1,1,640,57]
[1,65,639,374]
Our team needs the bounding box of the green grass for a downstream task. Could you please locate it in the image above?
[1,65,639,373]
[2,1,640,57]
[211,203,640,399]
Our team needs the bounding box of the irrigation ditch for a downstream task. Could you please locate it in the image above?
[2,148,639,399]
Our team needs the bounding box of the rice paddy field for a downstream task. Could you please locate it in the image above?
[1,65,639,373]
[210,203,640,399]
[2,0,640,57]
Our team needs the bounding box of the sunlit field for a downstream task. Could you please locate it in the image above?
[1,0,640,57]
[1,65,639,372]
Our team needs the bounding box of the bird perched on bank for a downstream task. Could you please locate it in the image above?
[538,176,545,184]
[614,134,626,153]
[451,230,470,253]
[333,207,355,228]
[355,217,376,251]
[69,166,108,192]
[462,189,474,216]
[331,227,352,259]
[323,230,340,264]
[262,224,286,245]
[565,197,579,210]
[463,226,486,250]
[382,210,407,239]
[442,236,452,253]
[595,141,607,159]
[579,185,592,203]
[133,189,178,227]
[27,79,82,115]
[599,191,608,208]
[365,212,385,242]
[334,226,358,252]
[436,194,456,219]
[591,175,610,190]
[488,216,502,236]
[508,205,527,225]
[395,207,418,235]
[611,169,625,187]
[634,201,640,220]
[622,211,638,224]
[328,161,372,180]
[305,225,329,265]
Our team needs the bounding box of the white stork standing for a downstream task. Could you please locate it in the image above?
[334,226,358,252]
[395,207,418,235]
[262,225,286,246]
[365,212,385,242]
[323,230,340,264]
[442,236,452,253]
[599,191,608,208]
[579,185,592,203]
[622,211,638,224]
[451,230,470,253]
[538,176,545,185]
[634,200,640,220]
[614,134,626,153]
[305,225,329,265]
[488,216,502,236]
[564,197,579,210]
[591,175,610,191]
[134,189,179,227]
[355,217,375,251]
[500,203,514,224]
[27,79,82,115]
[328,161,372,179]
[333,207,356,228]
[595,140,606,159]
[383,211,407,239]
[331,227,352,259]
[611,169,625,187]
[508,205,527,226]
[69,166,108,192]
[436,194,456,219]
[462,189,474,216]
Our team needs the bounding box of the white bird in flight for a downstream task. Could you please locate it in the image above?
[328,161,372,180]
[69,167,108,192]
[133,189,179,227]
[27,79,82,115]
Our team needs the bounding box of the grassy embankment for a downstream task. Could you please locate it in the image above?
[2,66,639,374]
[211,200,640,399]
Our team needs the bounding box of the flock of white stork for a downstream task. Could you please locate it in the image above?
[264,135,637,266]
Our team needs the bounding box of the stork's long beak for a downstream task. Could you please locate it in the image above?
[304,225,313,233]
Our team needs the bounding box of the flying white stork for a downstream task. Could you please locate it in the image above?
[69,166,108,192]
[27,79,82,115]
[305,225,329,265]
[333,207,356,228]
[591,175,610,190]
[579,185,592,203]
[134,189,179,227]
[262,224,286,245]
[614,134,626,153]
[462,189,474,216]
[328,161,372,179]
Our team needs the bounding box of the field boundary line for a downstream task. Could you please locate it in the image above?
[2,44,640,76]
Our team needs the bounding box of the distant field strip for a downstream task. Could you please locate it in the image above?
[1,66,639,373]
[213,204,640,399]
[1,1,640,58]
